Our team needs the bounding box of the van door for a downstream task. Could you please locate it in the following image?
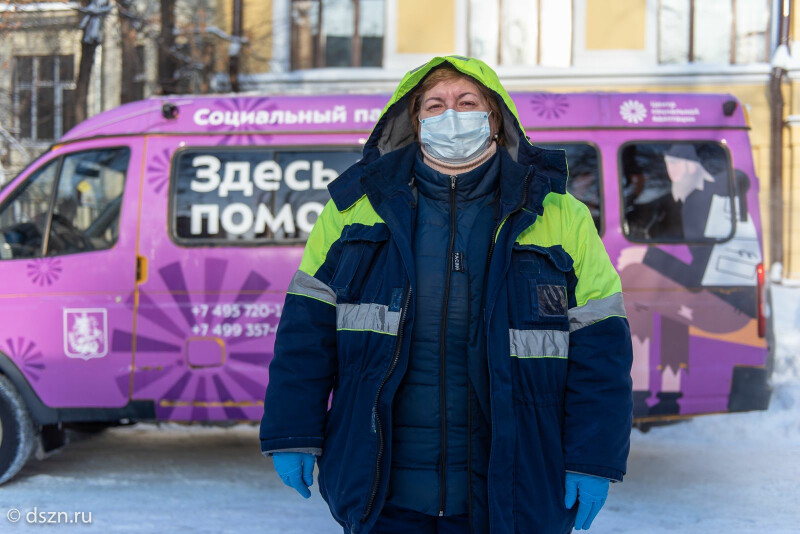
[0,140,141,408]
[132,138,361,421]
[615,139,766,417]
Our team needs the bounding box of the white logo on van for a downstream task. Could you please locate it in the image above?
[619,100,647,124]
[63,308,108,360]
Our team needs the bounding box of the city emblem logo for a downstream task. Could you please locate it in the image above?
[63,308,108,360]
[619,99,647,124]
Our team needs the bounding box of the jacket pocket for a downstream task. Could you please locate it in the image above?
[328,223,390,303]
[317,374,378,527]
[508,243,572,329]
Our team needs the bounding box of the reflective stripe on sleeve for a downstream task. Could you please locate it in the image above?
[286,269,337,307]
[567,292,627,333]
[509,328,569,359]
[336,302,400,336]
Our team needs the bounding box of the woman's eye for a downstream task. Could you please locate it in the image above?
[427,104,443,112]
[460,101,477,107]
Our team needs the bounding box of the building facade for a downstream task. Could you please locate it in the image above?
[0,0,214,179]
[0,0,797,277]
[210,0,799,278]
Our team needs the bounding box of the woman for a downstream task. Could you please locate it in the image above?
[260,56,634,534]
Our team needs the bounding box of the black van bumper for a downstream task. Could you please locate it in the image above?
[728,365,772,412]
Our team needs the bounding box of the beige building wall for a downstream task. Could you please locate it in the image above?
[215,0,273,74]
[781,4,800,278]
[1,0,795,277]
[584,0,646,50]
[396,0,455,54]
[243,0,273,73]
[381,0,790,278]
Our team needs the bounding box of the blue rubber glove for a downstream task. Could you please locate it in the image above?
[272,452,316,499]
[564,472,610,530]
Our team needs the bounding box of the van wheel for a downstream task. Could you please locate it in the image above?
[0,374,36,484]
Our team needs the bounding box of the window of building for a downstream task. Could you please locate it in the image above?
[468,0,572,67]
[0,147,129,260]
[14,55,76,141]
[619,142,735,243]
[538,143,602,234]
[290,0,385,69]
[658,0,771,64]
[171,148,362,245]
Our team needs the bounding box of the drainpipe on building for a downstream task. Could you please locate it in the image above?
[229,0,243,93]
[768,0,790,268]
[75,0,112,123]
[159,0,177,95]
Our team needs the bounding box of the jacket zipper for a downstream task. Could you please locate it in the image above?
[360,284,413,523]
[437,174,458,517]
[466,275,475,533]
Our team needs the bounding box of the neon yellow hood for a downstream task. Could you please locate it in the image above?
[365,55,532,164]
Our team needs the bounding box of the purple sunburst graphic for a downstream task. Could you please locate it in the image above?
[530,93,570,119]
[212,97,277,146]
[26,257,63,286]
[145,147,172,193]
[110,257,276,420]
[4,337,45,382]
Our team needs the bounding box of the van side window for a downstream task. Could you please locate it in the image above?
[0,159,59,259]
[620,142,735,243]
[171,148,362,245]
[538,143,602,233]
[46,148,130,256]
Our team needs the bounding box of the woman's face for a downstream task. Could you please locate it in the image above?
[419,77,497,135]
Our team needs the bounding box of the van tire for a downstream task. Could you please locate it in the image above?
[0,374,36,485]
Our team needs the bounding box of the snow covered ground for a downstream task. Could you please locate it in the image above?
[1,283,798,533]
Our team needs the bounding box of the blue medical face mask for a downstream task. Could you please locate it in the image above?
[419,109,492,164]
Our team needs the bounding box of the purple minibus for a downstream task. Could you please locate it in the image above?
[0,92,770,483]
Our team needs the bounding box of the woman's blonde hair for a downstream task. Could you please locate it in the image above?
[407,65,505,146]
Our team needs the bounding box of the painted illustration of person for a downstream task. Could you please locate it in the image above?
[618,144,756,417]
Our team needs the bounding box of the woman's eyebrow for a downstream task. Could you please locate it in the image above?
[423,91,478,106]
